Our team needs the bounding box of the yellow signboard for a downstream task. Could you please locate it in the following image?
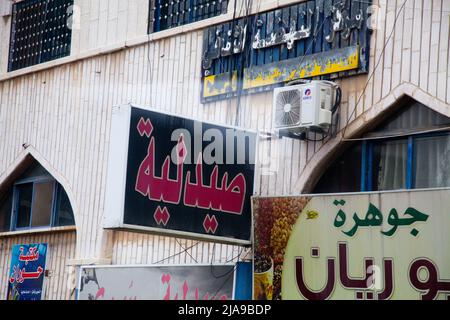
[203,71,238,100]
[243,46,359,90]
[203,46,360,100]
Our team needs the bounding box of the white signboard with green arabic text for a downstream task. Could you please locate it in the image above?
[253,189,450,300]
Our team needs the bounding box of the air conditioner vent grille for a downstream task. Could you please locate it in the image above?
[274,89,301,127]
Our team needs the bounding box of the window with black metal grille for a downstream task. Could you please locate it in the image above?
[8,0,73,72]
[149,0,228,33]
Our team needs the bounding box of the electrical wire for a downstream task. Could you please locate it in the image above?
[226,0,239,82]
[147,19,155,104]
[210,243,246,279]
[304,129,331,142]
[302,92,341,142]
[332,86,342,114]
[153,241,200,265]
[221,0,242,125]
[288,12,342,143]
[341,0,410,141]
[209,246,249,300]
[233,0,352,127]
[175,238,198,263]
[211,264,238,300]
[234,0,256,127]
[234,0,339,142]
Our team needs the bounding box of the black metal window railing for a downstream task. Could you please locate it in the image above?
[149,0,228,33]
[8,0,74,72]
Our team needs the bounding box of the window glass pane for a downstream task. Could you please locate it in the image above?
[313,144,362,193]
[16,183,33,228]
[413,135,450,189]
[371,139,408,191]
[55,185,75,227]
[31,181,54,227]
[0,191,13,232]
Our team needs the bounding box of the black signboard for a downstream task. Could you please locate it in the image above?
[117,107,255,243]
[201,0,373,102]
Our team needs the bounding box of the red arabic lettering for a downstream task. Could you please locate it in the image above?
[18,246,39,264]
[182,280,188,300]
[96,287,105,300]
[135,118,249,218]
[295,243,395,300]
[154,206,170,226]
[203,214,218,234]
[135,131,187,204]
[183,153,246,215]
[409,258,450,300]
[137,117,153,137]
[161,273,228,301]
[9,265,24,284]
[338,242,374,289]
[162,273,171,300]
[338,243,393,300]
[295,256,336,300]
[9,266,43,284]
[22,266,44,280]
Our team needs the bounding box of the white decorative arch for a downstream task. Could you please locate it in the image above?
[293,83,450,193]
[0,146,79,229]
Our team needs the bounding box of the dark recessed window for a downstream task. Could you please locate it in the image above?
[0,191,13,232]
[54,184,75,226]
[149,0,228,33]
[0,161,75,232]
[8,0,74,72]
[15,183,34,229]
[313,144,362,194]
[313,100,450,194]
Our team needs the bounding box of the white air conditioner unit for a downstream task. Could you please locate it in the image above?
[273,81,336,134]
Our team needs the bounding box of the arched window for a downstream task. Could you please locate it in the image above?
[313,99,450,193]
[0,160,75,232]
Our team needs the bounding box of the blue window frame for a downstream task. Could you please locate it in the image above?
[361,141,368,192]
[313,101,450,194]
[0,190,13,232]
[406,136,413,189]
[9,176,74,231]
[361,132,450,192]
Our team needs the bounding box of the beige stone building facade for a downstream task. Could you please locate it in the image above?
[0,0,449,299]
